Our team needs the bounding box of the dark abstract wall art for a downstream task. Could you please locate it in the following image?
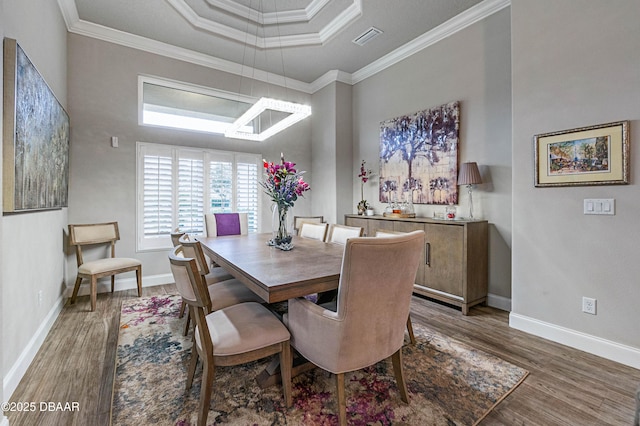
[3,38,69,213]
[379,101,460,205]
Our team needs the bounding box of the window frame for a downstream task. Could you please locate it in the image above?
[137,74,257,135]
[136,141,262,252]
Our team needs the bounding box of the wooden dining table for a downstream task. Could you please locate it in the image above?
[197,232,346,387]
[198,232,345,303]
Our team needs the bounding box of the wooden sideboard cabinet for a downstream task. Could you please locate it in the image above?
[345,214,488,315]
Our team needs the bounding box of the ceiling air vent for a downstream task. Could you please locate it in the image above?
[352,27,383,46]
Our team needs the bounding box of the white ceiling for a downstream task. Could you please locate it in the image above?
[57,0,509,93]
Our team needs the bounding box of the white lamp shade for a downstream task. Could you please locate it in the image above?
[458,162,482,185]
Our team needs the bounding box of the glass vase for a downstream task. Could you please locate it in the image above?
[270,203,293,250]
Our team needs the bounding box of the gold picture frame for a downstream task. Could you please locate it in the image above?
[534,121,629,187]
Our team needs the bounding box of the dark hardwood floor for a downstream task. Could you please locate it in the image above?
[6,285,640,425]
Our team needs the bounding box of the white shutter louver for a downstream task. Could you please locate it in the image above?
[143,154,173,238]
[178,156,204,234]
[236,161,259,233]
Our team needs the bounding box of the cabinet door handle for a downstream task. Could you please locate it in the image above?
[425,242,431,266]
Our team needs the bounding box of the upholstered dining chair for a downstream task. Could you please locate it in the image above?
[171,230,188,318]
[285,231,424,425]
[178,237,262,335]
[68,222,142,312]
[204,212,248,237]
[293,215,324,235]
[375,229,421,345]
[168,247,292,426]
[325,224,364,245]
[298,222,329,241]
[171,230,186,247]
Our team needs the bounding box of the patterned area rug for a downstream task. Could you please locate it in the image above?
[111,295,527,425]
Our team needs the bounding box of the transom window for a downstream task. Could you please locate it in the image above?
[136,142,260,251]
[138,75,256,135]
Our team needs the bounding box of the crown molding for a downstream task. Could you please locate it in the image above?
[167,0,361,49]
[351,0,511,84]
[57,0,510,94]
[65,16,314,93]
[206,0,332,25]
[310,70,354,93]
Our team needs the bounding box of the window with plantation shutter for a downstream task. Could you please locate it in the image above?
[137,142,261,251]
[236,159,259,233]
[178,153,204,234]
[141,148,173,248]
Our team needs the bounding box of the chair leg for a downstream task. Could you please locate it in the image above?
[186,346,199,390]
[70,276,83,304]
[406,315,416,345]
[183,306,191,336]
[135,266,142,297]
[179,300,186,318]
[111,275,115,293]
[279,341,293,408]
[336,372,347,426]
[198,360,215,426]
[391,348,409,403]
[90,276,98,312]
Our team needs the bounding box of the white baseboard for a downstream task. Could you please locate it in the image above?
[487,293,511,311]
[64,273,174,297]
[510,312,640,370]
[3,295,65,401]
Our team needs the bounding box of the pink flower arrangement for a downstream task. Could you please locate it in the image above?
[358,160,372,184]
[357,160,374,211]
[262,153,310,209]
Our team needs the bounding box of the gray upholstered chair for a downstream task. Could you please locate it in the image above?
[168,247,292,426]
[178,238,262,335]
[325,224,364,244]
[204,212,248,237]
[298,222,329,241]
[285,231,424,425]
[68,222,142,312]
[293,215,324,235]
[375,229,419,345]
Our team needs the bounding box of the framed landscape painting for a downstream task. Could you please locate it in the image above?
[534,121,629,187]
[3,38,69,213]
[379,101,460,205]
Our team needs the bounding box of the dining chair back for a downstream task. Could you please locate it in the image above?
[204,213,248,237]
[298,222,329,241]
[325,224,364,245]
[375,229,419,345]
[178,236,260,326]
[169,247,292,426]
[285,230,424,425]
[293,215,324,234]
[68,222,142,312]
[171,230,186,247]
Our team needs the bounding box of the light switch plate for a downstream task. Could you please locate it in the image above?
[583,199,615,215]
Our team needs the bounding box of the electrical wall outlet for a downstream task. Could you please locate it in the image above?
[582,297,597,315]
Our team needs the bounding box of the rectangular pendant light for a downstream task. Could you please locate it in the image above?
[224,97,311,141]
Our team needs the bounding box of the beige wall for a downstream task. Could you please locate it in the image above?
[352,8,513,304]
[510,0,640,365]
[1,0,69,401]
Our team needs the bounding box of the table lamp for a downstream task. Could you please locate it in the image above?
[457,162,482,219]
